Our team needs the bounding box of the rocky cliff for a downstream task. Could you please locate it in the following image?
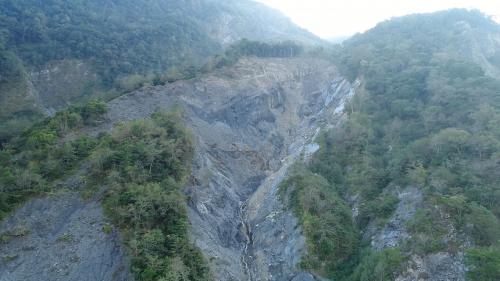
[0,57,355,281]
[101,58,355,281]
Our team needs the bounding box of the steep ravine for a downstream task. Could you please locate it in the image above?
[100,57,356,280]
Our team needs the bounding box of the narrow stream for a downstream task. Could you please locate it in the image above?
[239,200,254,281]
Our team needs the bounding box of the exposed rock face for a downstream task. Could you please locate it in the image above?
[0,192,130,281]
[364,186,467,281]
[371,187,423,250]
[452,20,500,78]
[98,58,355,280]
[396,252,466,281]
[0,57,354,281]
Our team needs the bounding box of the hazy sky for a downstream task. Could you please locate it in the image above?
[257,0,500,39]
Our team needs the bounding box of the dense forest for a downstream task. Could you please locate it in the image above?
[280,9,500,281]
[0,0,314,80]
[0,0,213,140]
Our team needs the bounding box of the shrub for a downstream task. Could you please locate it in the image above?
[466,247,500,281]
[280,165,358,278]
[349,248,407,281]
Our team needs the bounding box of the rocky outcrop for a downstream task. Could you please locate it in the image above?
[371,187,423,250]
[364,186,467,281]
[396,252,466,281]
[453,20,500,78]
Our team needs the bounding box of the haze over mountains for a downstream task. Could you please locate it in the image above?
[0,1,499,281]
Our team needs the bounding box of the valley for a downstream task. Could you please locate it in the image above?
[0,2,499,281]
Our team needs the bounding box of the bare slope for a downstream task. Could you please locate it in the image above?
[100,57,355,280]
[0,57,355,281]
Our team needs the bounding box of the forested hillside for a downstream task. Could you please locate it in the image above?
[281,9,500,281]
[0,0,319,142]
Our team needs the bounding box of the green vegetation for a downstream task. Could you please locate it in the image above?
[0,104,210,280]
[89,112,211,280]
[149,39,307,86]
[0,101,107,219]
[57,233,75,243]
[281,9,500,280]
[465,247,500,281]
[279,165,407,281]
[332,7,500,245]
[0,47,41,142]
[2,254,18,262]
[0,226,30,244]
[334,9,500,81]
[0,0,220,82]
[204,39,304,70]
[357,194,399,228]
[439,196,500,247]
[0,0,216,141]
[348,248,406,281]
[279,166,358,278]
[404,208,448,254]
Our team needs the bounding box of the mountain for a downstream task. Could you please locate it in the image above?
[337,9,500,80]
[0,0,321,142]
[1,6,500,281]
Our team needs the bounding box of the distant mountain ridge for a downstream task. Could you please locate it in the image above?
[338,9,500,80]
